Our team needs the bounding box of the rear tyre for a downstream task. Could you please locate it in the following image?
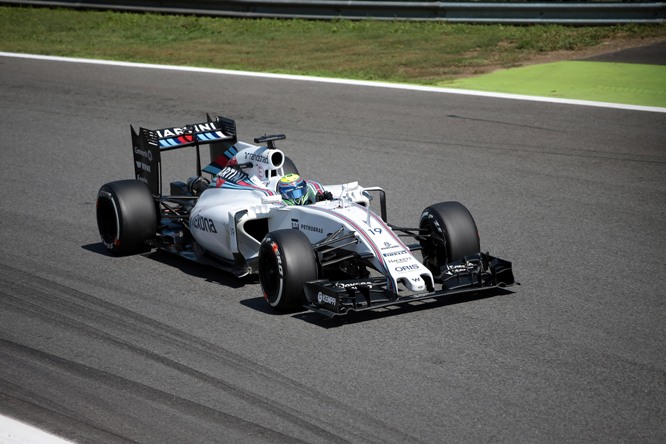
[258,229,318,312]
[96,179,157,255]
[419,201,480,273]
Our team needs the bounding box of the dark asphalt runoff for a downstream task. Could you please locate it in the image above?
[0,54,665,443]
[583,39,666,65]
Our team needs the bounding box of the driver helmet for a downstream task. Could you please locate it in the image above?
[278,173,309,205]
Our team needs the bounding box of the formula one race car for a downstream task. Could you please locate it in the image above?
[96,114,515,317]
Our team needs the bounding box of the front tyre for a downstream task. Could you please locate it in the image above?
[419,201,480,273]
[258,229,318,312]
[96,179,157,255]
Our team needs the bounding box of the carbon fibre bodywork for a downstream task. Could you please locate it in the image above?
[304,253,515,317]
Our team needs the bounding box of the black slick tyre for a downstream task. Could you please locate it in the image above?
[258,229,318,312]
[419,201,480,272]
[96,179,157,255]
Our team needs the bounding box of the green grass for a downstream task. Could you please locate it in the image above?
[440,61,666,107]
[1,6,665,85]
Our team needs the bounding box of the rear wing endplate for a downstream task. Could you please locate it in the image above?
[131,114,237,196]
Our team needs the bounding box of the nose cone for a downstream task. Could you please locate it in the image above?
[402,275,427,292]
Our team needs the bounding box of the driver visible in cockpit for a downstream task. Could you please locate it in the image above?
[277,174,332,205]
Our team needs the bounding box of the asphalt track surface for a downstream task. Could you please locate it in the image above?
[1,55,665,443]
[583,40,666,65]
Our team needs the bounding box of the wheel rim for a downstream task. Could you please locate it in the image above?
[97,197,119,248]
[420,214,448,270]
[259,243,282,304]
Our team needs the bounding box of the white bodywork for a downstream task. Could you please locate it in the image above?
[188,143,433,293]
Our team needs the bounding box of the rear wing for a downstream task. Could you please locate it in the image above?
[131,114,237,196]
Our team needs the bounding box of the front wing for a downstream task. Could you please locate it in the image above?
[303,253,515,317]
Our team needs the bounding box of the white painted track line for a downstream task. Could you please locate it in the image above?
[2,52,665,113]
[0,415,75,444]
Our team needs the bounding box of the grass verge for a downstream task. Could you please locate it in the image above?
[1,6,665,85]
[441,61,666,107]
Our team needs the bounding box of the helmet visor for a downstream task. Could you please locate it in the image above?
[281,183,308,200]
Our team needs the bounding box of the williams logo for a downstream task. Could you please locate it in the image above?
[135,160,152,173]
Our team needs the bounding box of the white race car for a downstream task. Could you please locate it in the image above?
[96,115,515,317]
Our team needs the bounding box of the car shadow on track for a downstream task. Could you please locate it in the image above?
[82,242,256,289]
[84,242,516,324]
[82,242,115,256]
[239,296,279,315]
[242,288,516,328]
